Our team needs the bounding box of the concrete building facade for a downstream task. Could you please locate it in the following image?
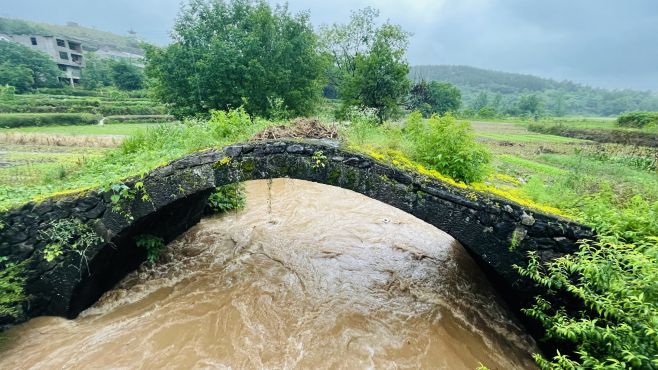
[2,34,85,86]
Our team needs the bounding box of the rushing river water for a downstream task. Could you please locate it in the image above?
[0,179,539,369]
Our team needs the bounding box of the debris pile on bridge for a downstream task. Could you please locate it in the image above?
[252,118,341,141]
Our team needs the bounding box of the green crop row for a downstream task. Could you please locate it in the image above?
[0,113,101,128]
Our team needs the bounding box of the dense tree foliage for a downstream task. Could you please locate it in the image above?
[81,53,113,89]
[320,8,410,122]
[0,63,33,93]
[407,80,462,117]
[110,61,144,91]
[515,94,543,118]
[0,41,60,92]
[145,0,325,118]
[411,65,658,116]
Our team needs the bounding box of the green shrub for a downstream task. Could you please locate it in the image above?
[406,112,491,183]
[0,257,27,319]
[0,85,15,97]
[517,193,658,369]
[134,234,166,264]
[477,106,497,119]
[345,106,379,144]
[0,113,100,128]
[617,112,658,128]
[38,218,103,263]
[207,107,253,138]
[207,183,247,213]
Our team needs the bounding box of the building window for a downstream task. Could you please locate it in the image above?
[68,42,81,52]
[59,51,69,60]
[30,37,37,45]
[58,65,67,72]
[56,39,66,47]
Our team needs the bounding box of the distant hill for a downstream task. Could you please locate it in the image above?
[411,65,658,116]
[0,17,144,55]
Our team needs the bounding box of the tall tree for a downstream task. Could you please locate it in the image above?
[0,63,33,93]
[145,0,325,118]
[0,41,60,90]
[428,81,462,115]
[320,8,411,122]
[81,53,113,89]
[517,94,543,118]
[111,61,144,91]
[472,91,489,111]
[407,80,461,117]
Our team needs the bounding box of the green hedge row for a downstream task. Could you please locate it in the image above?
[617,112,658,128]
[33,88,149,99]
[0,113,101,128]
[104,115,176,124]
[0,98,166,116]
[0,104,165,116]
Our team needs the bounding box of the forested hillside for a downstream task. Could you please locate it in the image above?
[411,65,658,116]
[0,17,143,55]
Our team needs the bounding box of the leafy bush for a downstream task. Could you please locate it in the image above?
[617,112,658,128]
[134,234,165,264]
[207,107,253,139]
[477,106,497,119]
[38,218,103,263]
[0,257,27,319]
[207,183,247,213]
[0,85,15,97]
[0,113,100,128]
[406,112,491,183]
[517,192,658,369]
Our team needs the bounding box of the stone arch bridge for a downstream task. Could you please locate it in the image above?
[0,140,591,328]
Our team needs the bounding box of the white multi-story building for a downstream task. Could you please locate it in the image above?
[1,34,85,86]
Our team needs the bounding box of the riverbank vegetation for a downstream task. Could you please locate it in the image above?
[0,0,657,368]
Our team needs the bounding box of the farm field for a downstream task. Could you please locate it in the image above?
[0,122,158,202]
[471,119,658,211]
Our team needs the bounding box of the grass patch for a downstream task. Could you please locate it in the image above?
[1,123,158,136]
[497,155,568,177]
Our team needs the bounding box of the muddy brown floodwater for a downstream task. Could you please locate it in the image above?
[0,179,539,369]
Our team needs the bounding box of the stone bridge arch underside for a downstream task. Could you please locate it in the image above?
[0,139,592,332]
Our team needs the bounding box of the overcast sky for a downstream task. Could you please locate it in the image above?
[1,0,657,91]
